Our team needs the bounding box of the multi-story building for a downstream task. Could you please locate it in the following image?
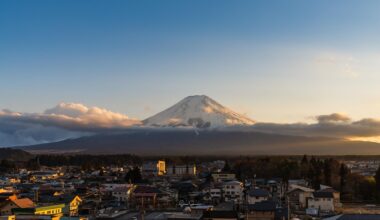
[142,160,166,176]
[112,187,132,202]
[166,164,196,176]
[307,191,335,212]
[221,181,244,204]
[287,185,314,210]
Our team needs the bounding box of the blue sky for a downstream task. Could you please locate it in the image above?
[2,0,380,122]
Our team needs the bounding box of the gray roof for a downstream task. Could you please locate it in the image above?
[249,188,269,197]
[249,201,276,211]
[313,191,334,198]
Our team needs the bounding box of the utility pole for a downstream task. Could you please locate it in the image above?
[140,196,145,220]
[287,195,290,220]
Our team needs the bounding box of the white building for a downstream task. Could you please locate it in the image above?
[287,184,314,209]
[222,180,244,204]
[307,191,335,212]
[211,173,236,182]
[166,164,196,176]
[203,188,222,199]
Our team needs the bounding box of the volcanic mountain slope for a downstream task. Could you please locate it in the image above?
[0,148,33,161]
[17,129,380,155]
[15,95,380,155]
[143,95,255,128]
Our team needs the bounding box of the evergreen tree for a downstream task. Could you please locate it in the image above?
[301,155,308,164]
[340,163,348,192]
[323,159,332,186]
[222,161,231,172]
[375,165,380,192]
[125,166,142,183]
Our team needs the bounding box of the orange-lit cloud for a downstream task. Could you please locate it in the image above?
[0,103,141,146]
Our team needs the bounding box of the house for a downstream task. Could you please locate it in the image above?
[247,200,276,220]
[0,198,35,215]
[130,185,161,209]
[156,189,177,208]
[287,184,314,210]
[275,207,288,220]
[112,187,132,202]
[173,181,198,202]
[200,182,222,203]
[0,193,18,207]
[12,204,65,216]
[38,194,82,216]
[204,188,222,202]
[308,191,335,213]
[248,188,270,205]
[319,187,341,208]
[212,173,236,182]
[221,181,244,204]
[62,195,82,216]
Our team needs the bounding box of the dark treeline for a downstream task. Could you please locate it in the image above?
[233,156,341,189]
[36,154,142,168]
[230,155,380,203]
[0,148,33,161]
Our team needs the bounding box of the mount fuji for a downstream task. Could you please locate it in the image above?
[143,95,255,128]
[15,95,380,155]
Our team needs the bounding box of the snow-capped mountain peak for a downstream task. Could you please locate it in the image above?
[143,95,255,128]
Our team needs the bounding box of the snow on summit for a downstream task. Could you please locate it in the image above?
[143,95,255,128]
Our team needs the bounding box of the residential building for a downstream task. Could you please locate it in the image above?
[287,185,314,210]
[112,187,131,202]
[319,187,341,208]
[221,181,243,204]
[308,191,335,212]
[166,164,196,176]
[247,200,276,220]
[212,173,236,182]
[142,160,166,177]
[0,198,35,216]
[248,188,269,205]
[12,204,65,216]
[130,185,161,209]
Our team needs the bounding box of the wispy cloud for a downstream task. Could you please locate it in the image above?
[314,52,359,78]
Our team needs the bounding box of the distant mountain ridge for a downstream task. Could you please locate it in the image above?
[143,95,255,128]
[17,129,380,155]
[14,95,380,155]
[0,148,33,161]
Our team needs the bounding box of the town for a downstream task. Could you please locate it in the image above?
[1,152,380,220]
